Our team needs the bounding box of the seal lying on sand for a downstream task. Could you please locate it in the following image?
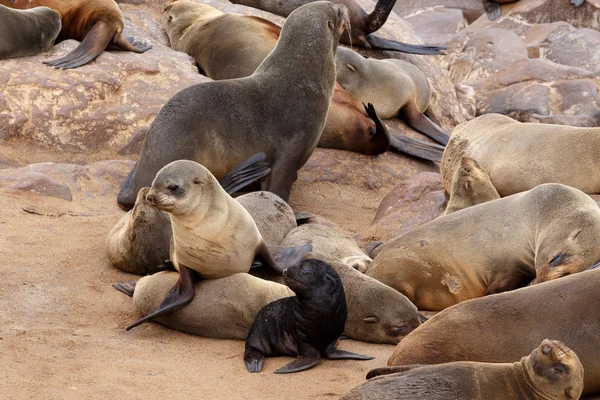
[0,0,151,68]
[344,339,583,400]
[366,183,600,310]
[244,259,373,373]
[118,1,349,209]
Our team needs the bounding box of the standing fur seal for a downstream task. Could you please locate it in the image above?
[344,339,584,400]
[335,47,449,145]
[0,5,61,60]
[124,160,311,330]
[482,0,585,21]
[0,0,151,68]
[229,0,446,54]
[441,113,600,196]
[383,268,600,396]
[244,259,373,373]
[444,156,499,214]
[366,183,600,311]
[118,1,349,210]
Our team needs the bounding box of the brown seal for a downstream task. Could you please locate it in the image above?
[0,5,61,60]
[444,156,499,214]
[229,0,446,54]
[343,339,584,400]
[366,183,600,310]
[118,1,349,210]
[335,46,449,145]
[0,0,151,68]
[383,268,600,396]
[441,113,600,196]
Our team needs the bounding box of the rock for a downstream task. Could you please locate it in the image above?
[10,172,72,201]
[355,172,446,246]
[404,8,467,44]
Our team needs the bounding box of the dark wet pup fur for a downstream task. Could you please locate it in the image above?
[244,259,373,374]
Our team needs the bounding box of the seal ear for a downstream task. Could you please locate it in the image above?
[328,20,335,30]
[345,63,356,72]
[193,177,202,184]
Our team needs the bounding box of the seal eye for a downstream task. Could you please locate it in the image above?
[549,253,569,268]
[167,184,180,192]
[554,364,568,374]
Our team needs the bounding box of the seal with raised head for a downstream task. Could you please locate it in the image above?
[124,160,311,330]
[482,0,585,21]
[441,113,600,196]
[229,0,446,54]
[366,183,600,311]
[336,46,449,145]
[444,156,499,214]
[244,259,373,373]
[118,1,348,210]
[0,0,151,68]
[344,339,583,400]
[383,268,600,396]
[0,5,61,60]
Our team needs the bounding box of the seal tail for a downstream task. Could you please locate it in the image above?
[366,0,397,34]
[389,132,445,163]
[218,152,272,195]
[366,34,447,55]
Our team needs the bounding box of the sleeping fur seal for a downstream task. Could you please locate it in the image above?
[244,259,373,373]
[384,268,600,396]
[229,0,446,54]
[335,46,449,146]
[118,1,349,209]
[124,160,311,330]
[0,5,61,60]
[345,339,584,400]
[444,156,499,214]
[366,183,600,310]
[441,113,600,196]
[0,0,151,68]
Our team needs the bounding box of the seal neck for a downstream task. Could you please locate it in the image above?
[513,359,558,400]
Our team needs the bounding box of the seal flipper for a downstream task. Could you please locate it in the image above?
[244,347,266,373]
[44,21,114,69]
[366,364,429,379]
[572,0,585,6]
[366,35,447,56]
[363,103,391,154]
[118,162,137,211]
[126,265,196,331]
[405,111,449,146]
[482,0,502,20]
[110,35,152,53]
[295,211,316,224]
[218,152,272,194]
[389,133,444,162]
[256,242,313,274]
[112,281,137,297]
[274,356,321,374]
[366,0,397,34]
[325,341,374,361]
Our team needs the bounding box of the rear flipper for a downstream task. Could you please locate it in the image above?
[126,265,196,331]
[366,364,429,379]
[118,162,137,210]
[244,347,266,373]
[255,242,313,274]
[218,152,271,194]
[366,34,447,55]
[112,281,137,297]
[325,341,374,361]
[363,103,391,154]
[110,35,152,53]
[571,0,585,5]
[405,111,449,146]
[482,0,502,20]
[366,0,397,34]
[274,357,321,374]
[389,133,444,163]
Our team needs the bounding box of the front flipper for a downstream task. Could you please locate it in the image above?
[126,265,196,331]
[389,133,444,163]
[363,103,391,154]
[366,35,447,55]
[482,0,502,20]
[112,281,137,297]
[274,357,321,374]
[218,152,271,195]
[244,347,266,373]
[366,0,396,34]
[111,34,152,53]
[366,364,429,379]
[44,21,114,69]
[256,242,313,274]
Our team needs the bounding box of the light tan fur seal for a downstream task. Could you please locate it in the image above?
[383,268,600,396]
[441,113,600,196]
[335,46,449,145]
[0,5,61,60]
[444,156,499,214]
[366,183,600,311]
[344,339,584,400]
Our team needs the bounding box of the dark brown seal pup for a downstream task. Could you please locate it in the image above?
[117,1,348,210]
[444,156,499,214]
[384,268,600,396]
[366,183,600,311]
[344,339,584,400]
[230,0,446,54]
[0,0,151,68]
[244,259,373,373]
[483,0,585,21]
[0,5,61,60]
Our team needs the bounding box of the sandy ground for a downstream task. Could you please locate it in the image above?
[0,147,407,399]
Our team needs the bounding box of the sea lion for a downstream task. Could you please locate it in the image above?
[335,46,449,145]
[106,153,272,275]
[365,183,600,311]
[0,0,151,69]
[444,156,499,214]
[441,113,600,196]
[482,0,585,21]
[124,160,311,330]
[244,259,373,373]
[229,0,446,54]
[343,339,584,400]
[0,5,61,60]
[383,268,600,396]
[117,1,349,210]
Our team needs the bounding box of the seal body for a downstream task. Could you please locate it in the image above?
[0,5,61,60]
[444,156,499,214]
[118,1,347,209]
[441,113,600,196]
[366,183,600,310]
[386,268,600,396]
[344,339,583,400]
